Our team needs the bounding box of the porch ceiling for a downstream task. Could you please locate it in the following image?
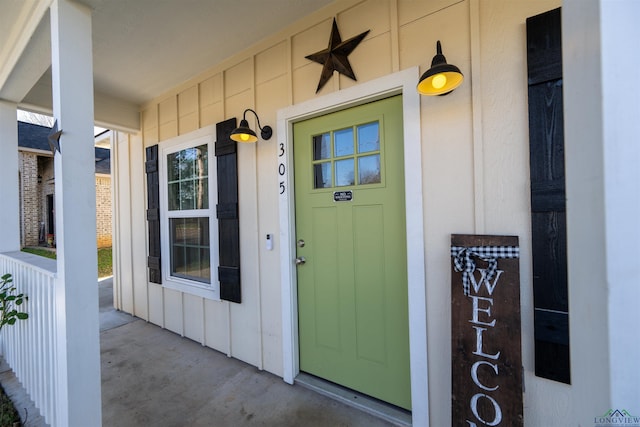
[0,0,332,131]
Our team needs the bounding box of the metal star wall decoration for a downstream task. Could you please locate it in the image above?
[305,18,370,93]
[47,119,63,155]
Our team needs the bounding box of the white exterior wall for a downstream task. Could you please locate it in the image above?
[112,130,148,318]
[0,101,20,252]
[563,0,640,425]
[474,2,571,426]
[110,1,640,425]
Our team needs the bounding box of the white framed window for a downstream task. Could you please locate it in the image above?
[159,126,219,300]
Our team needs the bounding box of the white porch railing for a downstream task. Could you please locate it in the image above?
[0,251,58,426]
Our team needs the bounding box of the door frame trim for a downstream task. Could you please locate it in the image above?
[278,67,428,426]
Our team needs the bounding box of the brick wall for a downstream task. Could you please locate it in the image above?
[19,153,112,249]
[19,152,41,247]
[96,175,112,248]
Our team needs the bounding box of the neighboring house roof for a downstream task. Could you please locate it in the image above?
[18,121,110,175]
[17,121,51,151]
[95,147,111,175]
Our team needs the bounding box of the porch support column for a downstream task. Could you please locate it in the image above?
[50,0,102,426]
[563,0,640,424]
[0,102,20,252]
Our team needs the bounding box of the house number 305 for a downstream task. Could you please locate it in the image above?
[278,143,286,195]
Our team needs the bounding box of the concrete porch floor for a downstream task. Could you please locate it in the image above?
[3,279,405,426]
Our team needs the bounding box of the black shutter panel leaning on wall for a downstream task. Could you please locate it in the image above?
[215,118,241,303]
[145,144,162,284]
[526,7,570,384]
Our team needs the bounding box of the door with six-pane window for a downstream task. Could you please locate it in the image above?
[293,95,411,410]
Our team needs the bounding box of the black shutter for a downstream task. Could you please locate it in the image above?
[526,7,570,384]
[215,118,241,303]
[146,144,162,284]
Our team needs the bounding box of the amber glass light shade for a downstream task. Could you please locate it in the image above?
[417,40,464,96]
[230,109,272,143]
[230,119,258,143]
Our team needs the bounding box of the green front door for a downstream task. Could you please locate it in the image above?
[294,95,411,410]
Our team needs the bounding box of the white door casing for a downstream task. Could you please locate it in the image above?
[278,67,429,426]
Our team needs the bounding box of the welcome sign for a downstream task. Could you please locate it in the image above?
[451,234,523,426]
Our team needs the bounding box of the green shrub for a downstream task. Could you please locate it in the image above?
[0,383,21,426]
[0,274,28,333]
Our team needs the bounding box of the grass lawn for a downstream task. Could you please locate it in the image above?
[97,247,113,278]
[20,247,56,259]
[20,247,113,278]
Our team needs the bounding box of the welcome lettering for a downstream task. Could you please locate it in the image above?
[466,268,503,426]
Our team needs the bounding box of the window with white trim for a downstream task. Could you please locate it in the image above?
[159,130,219,299]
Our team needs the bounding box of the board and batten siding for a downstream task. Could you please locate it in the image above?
[111,1,580,425]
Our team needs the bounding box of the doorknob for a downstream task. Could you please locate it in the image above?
[295,256,306,265]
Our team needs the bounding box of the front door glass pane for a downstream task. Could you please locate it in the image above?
[357,122,379,153]
[335,159,355,187]
[313,133,331,160]
[314,162,332,188]
[310,120,382,190]
[358,154,381,184]
[334,128,354,157]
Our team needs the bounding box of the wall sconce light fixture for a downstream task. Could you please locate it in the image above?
[417,40,464,96]
[230,109,273,143]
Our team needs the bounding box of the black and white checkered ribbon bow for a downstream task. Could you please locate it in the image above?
[451,246,520,296]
